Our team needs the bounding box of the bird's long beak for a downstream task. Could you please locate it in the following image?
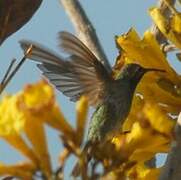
[144,67,166,73]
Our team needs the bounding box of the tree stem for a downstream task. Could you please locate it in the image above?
[59,0,111,73]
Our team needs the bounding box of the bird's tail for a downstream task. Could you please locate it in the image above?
[71,141,92,177]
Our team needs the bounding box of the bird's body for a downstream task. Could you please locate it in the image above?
[88,80,133,142]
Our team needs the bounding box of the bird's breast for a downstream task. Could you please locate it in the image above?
[88,83,133,142]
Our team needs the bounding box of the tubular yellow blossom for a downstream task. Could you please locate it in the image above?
[76,96,88,145]
[0,95,38,165]
[0,162,36,180]
[24,121,52,178]
[0,79,77,177]
[149,7,181,49]
[15,79,76,176]
[17,79,75,140]
[0,79,91,178]
[17,79,54,113]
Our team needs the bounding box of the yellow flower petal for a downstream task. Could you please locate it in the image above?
[25,120,51,178]
[116,28,177,79]
[17,79,55,116]
[0,95,39,164]
[22,79,53,108]
[170,13,181,34]
[113,122,170,163]
[0,95,24,136]
[126,122,170,152]
[76,96,88,145]
[0,162,36,180]
[140,84,181,112]
[128,163,160,180]
[143,102,175,135]
[18,80,53,173]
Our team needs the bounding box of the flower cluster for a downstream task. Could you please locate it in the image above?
[0,80,88,179]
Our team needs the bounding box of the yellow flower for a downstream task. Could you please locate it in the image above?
[116,28,179,81]
[127,122,170,161]
[0,80,59,177]
[112,121,170,164]
[149,7,181,49]
[0,80,90,178]
[17,79,74,140]
[0,94,39,165]
[17,80,65,177]
[127,163,161,180]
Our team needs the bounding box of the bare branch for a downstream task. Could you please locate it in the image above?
[59,0,111,72]
[0,45,33,94]
[161,44,178,53]
[1,58,16,85]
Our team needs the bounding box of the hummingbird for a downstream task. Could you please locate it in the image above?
[20,31,164,142]
[19,32,164,174]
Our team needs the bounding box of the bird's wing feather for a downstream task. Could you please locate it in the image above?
[19,32,111,106]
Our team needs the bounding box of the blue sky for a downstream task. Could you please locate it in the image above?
[0,0,179,178]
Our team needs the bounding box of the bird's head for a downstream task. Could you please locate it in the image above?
[120,63,165,88]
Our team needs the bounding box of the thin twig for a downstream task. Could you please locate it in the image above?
[59,0,111,73]
[162,44,178,53]
[1,58,16,85]
[0,45,33,94]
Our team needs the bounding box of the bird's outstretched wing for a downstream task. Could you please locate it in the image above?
[19,31,112,106]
